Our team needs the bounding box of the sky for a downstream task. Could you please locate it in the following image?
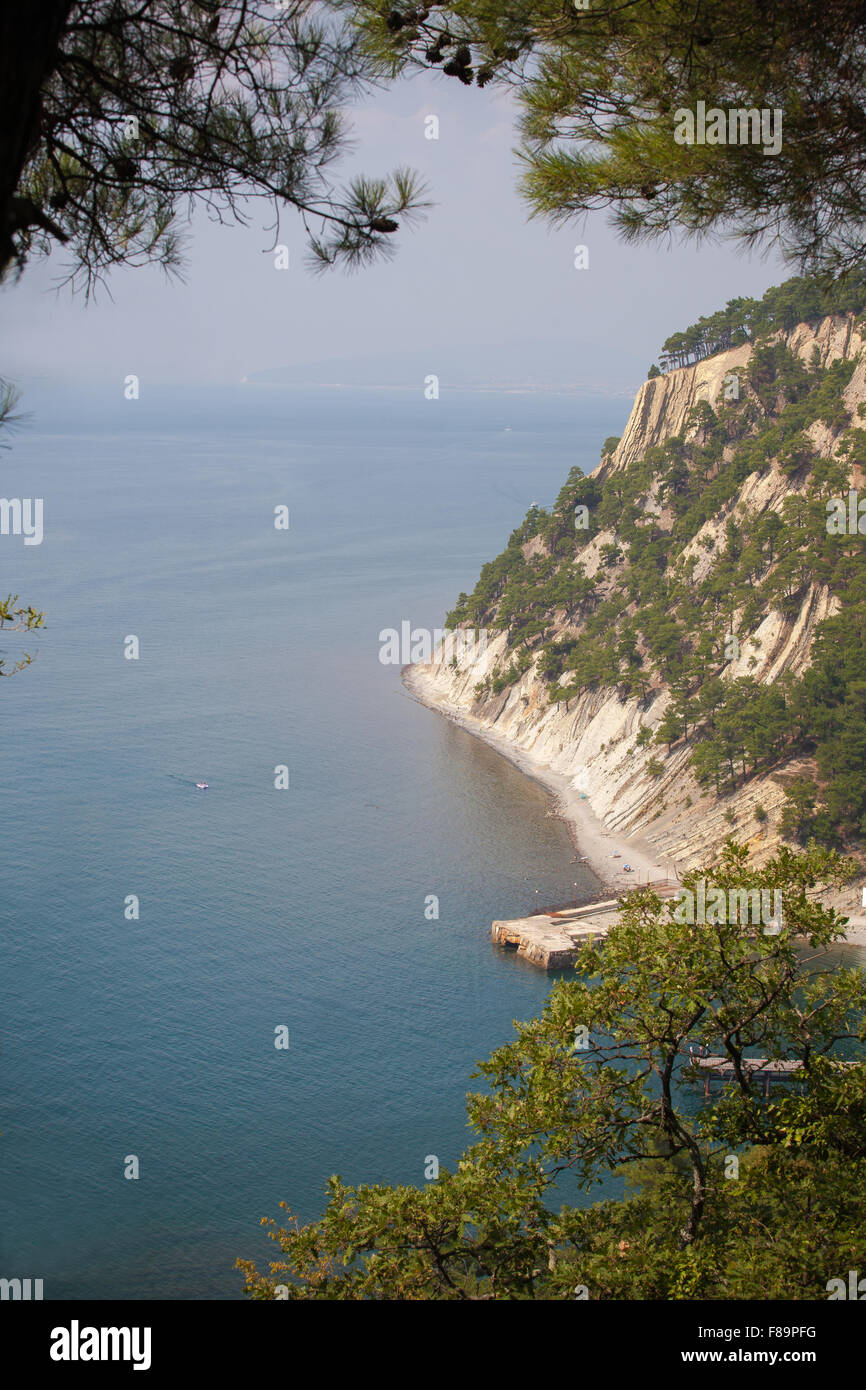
[2,66,791,395]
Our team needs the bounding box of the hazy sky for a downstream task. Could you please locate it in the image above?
[3,69,790,393]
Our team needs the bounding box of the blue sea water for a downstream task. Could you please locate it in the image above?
[0,384,635,1299]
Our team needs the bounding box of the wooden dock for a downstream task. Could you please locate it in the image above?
[491,883,680,969]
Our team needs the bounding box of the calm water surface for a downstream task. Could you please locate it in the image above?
[2,385,635,1298]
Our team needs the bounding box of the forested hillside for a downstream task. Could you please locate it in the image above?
[445,276,866,853]
[654,270,866,370]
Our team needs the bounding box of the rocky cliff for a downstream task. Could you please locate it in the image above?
[406,306,866,914]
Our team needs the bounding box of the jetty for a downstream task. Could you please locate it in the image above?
[491,882,680,969]
[687,1054,857,1097]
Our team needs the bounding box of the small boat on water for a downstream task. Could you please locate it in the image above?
[195,781,209,790]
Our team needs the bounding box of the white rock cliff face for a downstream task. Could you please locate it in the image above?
[406,313,865,889]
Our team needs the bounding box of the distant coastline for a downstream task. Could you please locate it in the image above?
[240,378,638,399]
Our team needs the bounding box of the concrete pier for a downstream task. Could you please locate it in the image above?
[492,885,679,969]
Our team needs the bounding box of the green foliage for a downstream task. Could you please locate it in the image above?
[445,275,866,848]
[337,1,866,277]
[0,592,45,678]
[238,845,866,1299]
[6,2,429,289]
[490,648,533,695]
[659,272,866,372]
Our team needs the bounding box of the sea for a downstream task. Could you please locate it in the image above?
[0,383,635,1298]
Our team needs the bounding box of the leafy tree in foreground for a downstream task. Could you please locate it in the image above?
[238,842,866,1298]
[1,0,428,289]
[338,0,866,275]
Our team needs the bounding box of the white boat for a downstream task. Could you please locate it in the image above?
[195,781,209,790]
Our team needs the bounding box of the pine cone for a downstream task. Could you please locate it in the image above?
[168,57,195,83]
[443,58,472,83]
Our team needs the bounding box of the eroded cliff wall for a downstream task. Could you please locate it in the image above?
[407,312,866,895]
